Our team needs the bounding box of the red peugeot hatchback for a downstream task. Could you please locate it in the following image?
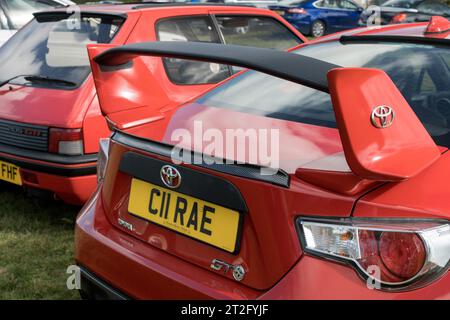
[76,19,450,299]
[0,3,304,205]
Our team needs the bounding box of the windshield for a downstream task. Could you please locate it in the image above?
[0,14,124,89]
[276,0,308,5]
[196,41,450,148]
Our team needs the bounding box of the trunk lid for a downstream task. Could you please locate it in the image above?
[0,82,95,128]
[101,103,361,290]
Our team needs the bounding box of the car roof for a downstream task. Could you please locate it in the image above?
[313,22,450,43]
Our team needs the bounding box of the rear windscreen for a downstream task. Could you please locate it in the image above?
[196,42,450,148]
[0,14,124,89]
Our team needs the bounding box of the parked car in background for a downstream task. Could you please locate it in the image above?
[0,3,305,205]
[359,0,450,25]
[75,18,450,300]
[0,0,74,47]
[270,0,364,37]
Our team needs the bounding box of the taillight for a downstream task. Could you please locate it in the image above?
[288,8,307,14]
[49,128,84,155]
[391,13,407,24]
[298,218,450,291]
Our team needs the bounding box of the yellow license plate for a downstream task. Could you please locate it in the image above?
[128,178,241,253]
[0,161,22,185]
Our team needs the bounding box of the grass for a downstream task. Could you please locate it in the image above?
[0,183,80,300]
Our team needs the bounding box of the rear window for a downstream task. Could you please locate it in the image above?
[2,0,55,29]
[156,16,230,85]
[0,14,124,89]
[215,16,301,50]
[196,42,450,147]
[416,0,450,15]
[156,15,301,85]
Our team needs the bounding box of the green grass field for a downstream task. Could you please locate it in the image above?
[0,183,80,300]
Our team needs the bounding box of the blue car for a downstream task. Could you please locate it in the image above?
[270,0,364,37]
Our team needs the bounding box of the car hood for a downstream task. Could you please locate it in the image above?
[0,79,95,128]
[126,102,344,175]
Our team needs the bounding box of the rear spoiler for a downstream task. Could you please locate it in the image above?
[88,42,441,182]
[33,11,127,22]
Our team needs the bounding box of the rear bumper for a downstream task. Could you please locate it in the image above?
[75,189,450,300]
[79,267,130,300]
[0,144,97,205]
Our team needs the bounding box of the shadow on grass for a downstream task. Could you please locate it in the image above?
[0,183,81,300]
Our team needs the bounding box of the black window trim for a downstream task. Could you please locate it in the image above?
[340,35,450,46]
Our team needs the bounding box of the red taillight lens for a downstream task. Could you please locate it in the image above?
[288,8,307,14]
[49,128,84,155]
[299,219,450,291]
[358,230,426,283]
[391,13,407,23]
[379,232,426,279]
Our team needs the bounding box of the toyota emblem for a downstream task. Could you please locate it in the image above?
[371,105,395,129]
[160,165,181,189]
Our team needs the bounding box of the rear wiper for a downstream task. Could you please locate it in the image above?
[0,74,77,88]
[23,75,77,87]
[0,75,32,88]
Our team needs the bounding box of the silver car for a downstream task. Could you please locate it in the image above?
[0,0,74,47]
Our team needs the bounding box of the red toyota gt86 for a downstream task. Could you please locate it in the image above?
[75,17,450,299]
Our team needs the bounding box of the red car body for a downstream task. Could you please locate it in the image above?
[75,19,450,299]
[0,4,304,205]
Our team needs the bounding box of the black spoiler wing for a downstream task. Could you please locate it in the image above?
[93,42,340,93]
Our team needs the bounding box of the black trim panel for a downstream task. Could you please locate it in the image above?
[112,130,290,188]
[0,143,97,177]
[33,11,128,21]
[94,41,340,93]
[340,35,450,47]
[120,152,248,213]
[0,143,97,165]
[132,3,254,9]
[79,266,130,300]
[0,154,96,177]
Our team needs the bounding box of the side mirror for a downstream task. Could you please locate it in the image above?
[328,68,440,181]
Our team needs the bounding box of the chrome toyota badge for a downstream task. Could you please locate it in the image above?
[160,165,181,189]
[371,105,395,129]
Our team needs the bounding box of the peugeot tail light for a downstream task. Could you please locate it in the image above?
[297,218,450,291]
[49,128,84,155]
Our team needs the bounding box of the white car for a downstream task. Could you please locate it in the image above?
[0,0,74,47]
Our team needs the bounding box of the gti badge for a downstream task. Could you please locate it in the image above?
[210,259,246,281]
[160,165,181,189]
[9,126,42,137]
[371,105,395,129]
